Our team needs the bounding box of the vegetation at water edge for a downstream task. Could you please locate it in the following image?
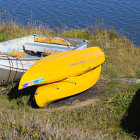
[0,17,140,139]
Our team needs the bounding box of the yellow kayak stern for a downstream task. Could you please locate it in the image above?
[34,65,101,107]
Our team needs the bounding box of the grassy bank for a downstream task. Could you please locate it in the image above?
[0,22,140,78]
[0,22,140,139]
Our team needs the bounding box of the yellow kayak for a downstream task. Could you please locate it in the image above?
[18,47,105,90]
[35,65,101,107]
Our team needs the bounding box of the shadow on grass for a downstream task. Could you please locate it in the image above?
[7,83,38,108]
[7,79,107,109]
[121,88,140,138]
[46,85,100,109]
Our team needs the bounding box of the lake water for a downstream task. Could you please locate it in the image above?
[0,0,140,46]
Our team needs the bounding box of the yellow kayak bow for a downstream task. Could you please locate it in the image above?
[18,47,105,90]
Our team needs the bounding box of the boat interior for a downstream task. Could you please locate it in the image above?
[0,35,87,59]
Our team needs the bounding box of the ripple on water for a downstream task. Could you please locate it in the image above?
[0,0,140,46]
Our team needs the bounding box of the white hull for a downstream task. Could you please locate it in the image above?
[0,65,24,85]
[0,56,39,85]
[0,35,87,85]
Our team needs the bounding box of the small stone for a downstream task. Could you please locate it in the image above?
[112,78,140,84]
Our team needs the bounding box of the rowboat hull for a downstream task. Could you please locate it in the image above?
[0,65,24,85]
[0,56,38,85]
[0,35,87,85]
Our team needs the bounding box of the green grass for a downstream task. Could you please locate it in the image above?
[0,20,140,139]
[0,82,139,139]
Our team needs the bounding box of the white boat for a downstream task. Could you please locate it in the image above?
[0,35,87,85]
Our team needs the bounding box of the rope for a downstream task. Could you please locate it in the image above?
[62,81,77,85]
[10,57,14,87]
[39,83,60,90]
[16,56,25,73]
[6,56,12,84]
[13,57,18,84]
[14,57,25,107]
[0,53,26,86]
[4,55,14,87]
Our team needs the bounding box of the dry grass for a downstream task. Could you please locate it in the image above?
[0,18,140,139]
[1,20,139,79]
[0,82,139,139]
[88,29,140,78]
[0,23,56,41]
[0,108,92,139]
[59,29,90,40]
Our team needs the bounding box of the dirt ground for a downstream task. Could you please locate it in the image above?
[1,78,109,111]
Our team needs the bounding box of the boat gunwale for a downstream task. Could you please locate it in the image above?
[0,55,40,61]
[0,64,27,71]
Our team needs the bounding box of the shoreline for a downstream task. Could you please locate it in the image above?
[0,23,140,139]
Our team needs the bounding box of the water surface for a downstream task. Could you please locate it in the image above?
[0,0,140,46]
